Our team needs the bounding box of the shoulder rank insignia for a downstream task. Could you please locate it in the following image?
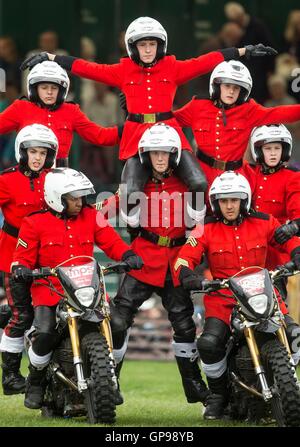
[16,238,28,249]
[186,236,198,247]
[174,258,189,272]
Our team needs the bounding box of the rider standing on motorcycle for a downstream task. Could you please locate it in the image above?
[19,16,276,221]
[109,123,209,407]
[173,60,300,189]
[0,61,120,167]
[175,171,300,419]
[0,124,58,395]
[10,168,143,410]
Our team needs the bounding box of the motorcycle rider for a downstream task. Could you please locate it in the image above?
[20,16,276,221]
[108,123,209,407]
[249,124,300,266]
[175,171,300,419]
[0,61,120,167]
[0,124,58,395]
[11,168,143,410]
[174,60,300,190]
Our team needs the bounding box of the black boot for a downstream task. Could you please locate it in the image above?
[0,304,12,329]
[114,360,124,406]
[203,374,229,420]
[24,364,47,409]
[1,352,26,395]
[175,356,210,405]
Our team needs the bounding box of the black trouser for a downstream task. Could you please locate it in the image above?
[31,306,59,356]
[4,273,33,339]
[110,273,196,349]
[120,151,207,211]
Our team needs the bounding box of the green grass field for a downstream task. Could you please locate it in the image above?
[0,357,270,428]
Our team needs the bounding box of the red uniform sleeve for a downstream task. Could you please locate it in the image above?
[71,59,123,88]
[12,217,39,270]
[93,210,129,260]
[248,100,300,127]
[268,215,300,255]
[72,104,119,147]
[0,101,20,133]
[0,175,11,207]
[174,226,207,275]
[173,99,195,127]
[174,51,225,86]
[286,172,300,221]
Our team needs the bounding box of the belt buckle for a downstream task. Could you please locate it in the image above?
[158,235,171,247]
[213,159,227,170]
[143,113,156,124]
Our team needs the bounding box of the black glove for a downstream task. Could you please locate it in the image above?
[20,52,49,71]
[245,43,278,59]
[179,266,203,291]
[121,250,144,270]
[292,253,300,270]
[274,221,299,244]
[11,265,33,283]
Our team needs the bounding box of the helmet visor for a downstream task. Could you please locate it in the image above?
[214,77,250,91]
[213,192,248,200]
[140,146,178,154]
[65,187,95,198]
[21,140,57,151]
[30,78,68,88]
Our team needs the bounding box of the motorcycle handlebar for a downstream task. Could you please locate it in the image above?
[30,267,55,279]
[101,262,132,275]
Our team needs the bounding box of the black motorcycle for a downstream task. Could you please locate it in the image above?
[25,256,130,424]
[199,262,300,427]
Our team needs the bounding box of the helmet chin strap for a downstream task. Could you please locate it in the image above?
[152,167,172,180]
[261,161,284,174]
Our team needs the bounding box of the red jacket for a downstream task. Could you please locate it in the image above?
[0,166,47,272]
[12,206,130,306]
[175,212,300,324]
[0,99,119,160]
[98,172,189,287]
[70,52,225,159]
[174,97,300,187]
[250,164,300,268]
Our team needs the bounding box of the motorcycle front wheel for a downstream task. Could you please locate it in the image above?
[81,332,116,424]
[261,339,300,427]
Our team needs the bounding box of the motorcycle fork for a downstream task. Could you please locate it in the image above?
[276,325,292,357]
[244,326,272,401]
[67,308,88,392]
[100,317,119,391]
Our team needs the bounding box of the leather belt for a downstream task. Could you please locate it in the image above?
[197,149,243,171]
[127,111,173,124]
[2,220,19,238]
[139,229,186,248]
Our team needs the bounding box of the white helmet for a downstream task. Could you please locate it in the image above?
[44,168,95,213]
[27,61,70,103]
[15,124,58,169]
[209,60,252,103]
[250,124,293,163]
[209,171,252,215]
[138,123,182,168]
[125,17,167,63]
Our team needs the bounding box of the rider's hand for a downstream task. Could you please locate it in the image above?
[121,250,144,270]
[244,43,278,59]
[11,265,33,283]
[179,266,203,291]
[274,221,299,244]
[20,52,49,71]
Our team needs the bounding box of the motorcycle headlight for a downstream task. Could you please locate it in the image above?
[248,294,268,314]
[74,287,95,307]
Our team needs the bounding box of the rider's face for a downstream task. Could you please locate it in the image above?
[37,83,59,105]
[262,142,283,167]
[64,195,83,217]
[136,40,158,64]
[149,151,170,173]
[27,147,47,171]
[220,83,241,105]
[219,198,241,221]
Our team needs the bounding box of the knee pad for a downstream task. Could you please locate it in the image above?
[172,318,196,344]
[32,331,59,356]
[197,318,230,364]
